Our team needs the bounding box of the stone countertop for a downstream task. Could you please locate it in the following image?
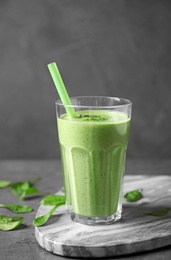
[0,159,171,260]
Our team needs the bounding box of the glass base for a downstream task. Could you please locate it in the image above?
[70,211,121,225]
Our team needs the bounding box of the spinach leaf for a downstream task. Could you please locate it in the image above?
[124,189,143,202]
[40,194,65,206]
[19,187,41,200]
[11,180,41,200]
[11,182,30,196]
[0,215,23,231]
[83,115,108,122]
[0,181,11,188]
[0,204,33,213]
[33,205,57,227]
[135,208,170,217]
[33,202,65,227]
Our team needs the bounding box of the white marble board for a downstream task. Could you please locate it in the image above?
[35,175,171,258]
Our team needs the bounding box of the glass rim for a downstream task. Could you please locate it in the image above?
[55,96,132,109]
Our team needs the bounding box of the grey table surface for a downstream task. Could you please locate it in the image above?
[0,159,171,260]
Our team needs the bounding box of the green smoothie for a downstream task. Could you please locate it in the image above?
[57,110,130,217]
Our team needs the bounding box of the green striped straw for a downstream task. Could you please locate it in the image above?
[47,62,76,117]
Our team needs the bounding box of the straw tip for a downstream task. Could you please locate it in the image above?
[47,62,57,68]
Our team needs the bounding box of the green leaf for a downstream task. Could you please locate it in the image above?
[11,180,41,200]
[124,189,143,202]
[40,194,65,206]
[0,204,33,213]
[20,187,41,200]
[11,182,30,196]
[33,202,65,227]
[82,115,108,122]
[0,215,23,231]
[135,208,170,217]
[33,205,56,227]
[0,181,11,188]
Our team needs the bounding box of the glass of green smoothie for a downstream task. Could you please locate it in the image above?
[56,96,132,225]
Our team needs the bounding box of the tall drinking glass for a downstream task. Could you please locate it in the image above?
[56,96,132,225]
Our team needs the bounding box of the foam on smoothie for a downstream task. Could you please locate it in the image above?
[61,110,129,124]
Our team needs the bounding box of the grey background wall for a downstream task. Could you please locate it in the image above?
[0,0,171,159]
